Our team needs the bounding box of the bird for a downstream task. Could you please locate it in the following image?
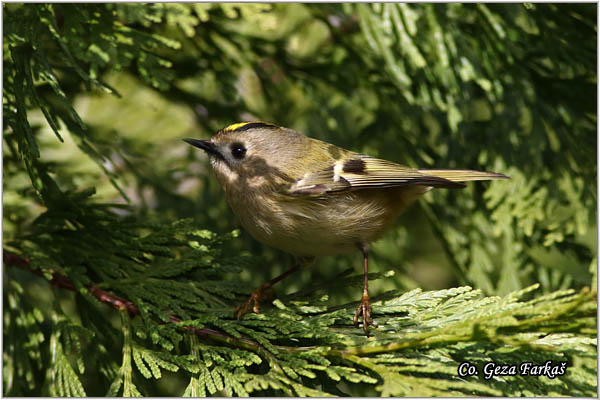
[184,121,509,334]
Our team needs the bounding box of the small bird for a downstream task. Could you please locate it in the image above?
[184,122,508,334]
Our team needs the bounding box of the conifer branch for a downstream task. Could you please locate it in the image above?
[2,250,265,355]
[3,4,596,396]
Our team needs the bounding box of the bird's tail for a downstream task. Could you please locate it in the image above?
[418,169,509,183]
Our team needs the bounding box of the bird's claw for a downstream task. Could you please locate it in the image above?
[354,294,376,335]
[234,290,262,319]
[235,285,275,320]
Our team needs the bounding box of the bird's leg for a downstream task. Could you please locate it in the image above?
[235,256,314,320]
[354,244,375,335]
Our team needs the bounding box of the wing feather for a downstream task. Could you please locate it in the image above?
[285,155,464,196]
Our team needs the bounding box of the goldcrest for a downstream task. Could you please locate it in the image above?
[184,121,508,334]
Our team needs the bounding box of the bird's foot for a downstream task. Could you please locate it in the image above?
[234,285,274,320]
[354,293,376,335]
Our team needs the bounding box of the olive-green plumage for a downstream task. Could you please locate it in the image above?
[184,121,509,333]
[185,122,507,256]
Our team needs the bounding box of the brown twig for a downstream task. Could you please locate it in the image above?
[3,250,265,354]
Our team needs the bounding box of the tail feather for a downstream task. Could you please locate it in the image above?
[418,169,509,183]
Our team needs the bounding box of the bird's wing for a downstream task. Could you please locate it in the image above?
[284,155,465,197]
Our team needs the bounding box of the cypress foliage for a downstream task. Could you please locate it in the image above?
[3,3,596,396]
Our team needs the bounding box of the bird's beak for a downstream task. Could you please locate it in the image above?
[183,138,220,157]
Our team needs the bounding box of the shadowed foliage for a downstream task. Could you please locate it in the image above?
[3,3,596,396]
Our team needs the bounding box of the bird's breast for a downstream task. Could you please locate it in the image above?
[225,186,430,256]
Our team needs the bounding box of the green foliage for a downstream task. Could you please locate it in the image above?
[46,316,90,397]
[345,3,596,295]
[5,242,597,396]
[3,3,597,396]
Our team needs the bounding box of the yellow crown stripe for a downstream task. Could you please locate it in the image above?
[223,122,263,132]
[221,121,279,134]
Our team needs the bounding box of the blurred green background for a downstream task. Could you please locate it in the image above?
[3,3,597,396]
[8,3,596,294]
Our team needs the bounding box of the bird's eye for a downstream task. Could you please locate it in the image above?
[230,143,246,160]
